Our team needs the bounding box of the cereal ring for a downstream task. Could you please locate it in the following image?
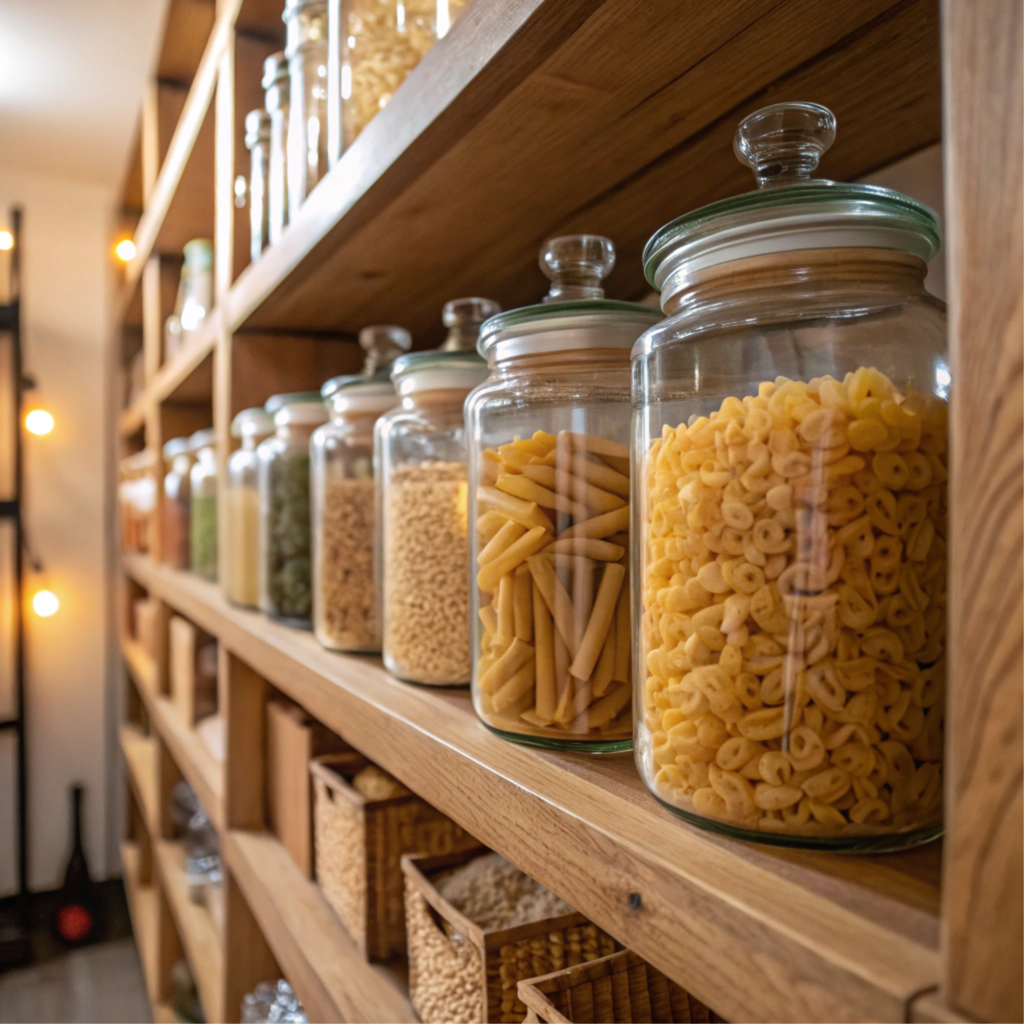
[864,489,900,535]
[801,766,852,803]
[752,517,790,554]
[804,662,846,711]
[787,725,826,771]
[723,560,765,595]
[830,742,875,777]
[709,764,757,817]
[754,782,804,811]
[759,751,793,787]
[692,787,729,818]
[849,798,890,824]
[722,501,754,531]
[847,418,889,451]
[696,560,730,594]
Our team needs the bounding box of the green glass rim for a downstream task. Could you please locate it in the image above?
[264,390,323,413]
[391,350,485,380]
[320,371,394,399]
[231,406,274,437]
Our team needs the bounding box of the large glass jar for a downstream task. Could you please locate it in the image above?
[179,239,213,335]
[259,393,329,627]
[377,351,488,684]
[312,324,411,652]
[163,438,192,569]
[225,407,274,607]
[189,429,218,581]
[467,236,661,751]
[263,52,290,245]
[285,0,329,219]
[245,109,271,262]
[633,103,948,850]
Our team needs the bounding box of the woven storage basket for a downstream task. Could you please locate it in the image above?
[403,849,620,1024]
[310,752,477,961]
[518,949,717,1023]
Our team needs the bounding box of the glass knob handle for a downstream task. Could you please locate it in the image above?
[359,324,412,374]
[539,234,616,302]
[734,101,836,189]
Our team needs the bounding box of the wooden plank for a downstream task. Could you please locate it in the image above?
[120,724,159,837]
[126,555,940,1024]
[157,0,218,84]
[121,840,161,1004]
[222,648,267,830]
[223,871,281,1024]
[941,2,1024,1022]
[224,829,416,1024]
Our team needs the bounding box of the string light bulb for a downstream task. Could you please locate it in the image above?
[32,590,60,617]
[25,409,54,435]
[0,231,13,251]
[115,238,136,262]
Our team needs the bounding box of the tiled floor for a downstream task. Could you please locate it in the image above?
[0,938,151,1024]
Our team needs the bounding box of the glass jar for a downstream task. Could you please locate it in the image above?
[189,429,218,581]
[263,52,290,245]
[180,239,213,336]
[377,350,488,684]
[245,109,271,262]
[312,324,411,652]
[466,236,661,751]
[163,438,192,569]
[440,296,501,351]
[633,102,948,850]
[259,393,329,627]
[285,0,329,219]
[226,407,274,607]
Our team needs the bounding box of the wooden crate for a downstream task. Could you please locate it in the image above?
[168,615,217,726]
[518,950,717,1024]
[266,700,350,878]
[403,849,619,1024]
[311,753,478,962]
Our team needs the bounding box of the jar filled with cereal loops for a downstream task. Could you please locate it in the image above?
[633,102,948,850]
[258,392,330,628]
[466,235,662,751]
[376,349,490,685]
[312,325,412,652]
[262,52,290,244]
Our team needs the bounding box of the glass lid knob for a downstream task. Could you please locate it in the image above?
[359,324,412,374]
[539,234,615,302]
[734,101,836,189]
[441,297,501,351]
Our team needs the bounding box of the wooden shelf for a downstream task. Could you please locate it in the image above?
[120,724,159,836]
[122,840,161,1005]
[151,310,219,405]
[124,554,941,1024]
[119,398,147,438]
[155,839,224,1023]
[225,829,416,1024]
[122,635,159,695]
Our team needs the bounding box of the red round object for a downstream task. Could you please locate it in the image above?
[56,904,93,943]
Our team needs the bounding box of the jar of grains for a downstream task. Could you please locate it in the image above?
[162,437,193,570]
[312,324,411,652]
[263,52,290,245]
[633,102,948,850]
[259,393,329,627]
[466,235,662,751]
[285,0,329,219]
[189,429,219,581]
[225,407,274,607]
[377,349,489,684]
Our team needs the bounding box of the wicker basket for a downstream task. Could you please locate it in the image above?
[403,848,620,1024]
[310,752,478,961]
[518,949,718,1023]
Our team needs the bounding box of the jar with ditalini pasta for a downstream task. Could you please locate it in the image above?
[467,235,661,751]
[633,102,948,850]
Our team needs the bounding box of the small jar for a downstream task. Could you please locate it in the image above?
[259,393,329,627]
[312,324,411,652]
[162,438,193,570]
[225,407,274,607]
[189,429,219,581]
[245,109,271,262]
[377,350,488,685]
[285,0,329,219]
[180,239,213,335]
[633,103,948,850]
[263,52,291,245]
[466,236,661,751]
[440,296,501,352]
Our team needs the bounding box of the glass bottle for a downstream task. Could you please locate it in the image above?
[377,350,488,684]
[633,102,948,850]
[466,236,661,751]
[263,52,291,245]
[440,296,501,352]
[285,0,330,219]
[162,437,193,570]
[188,429,218,581]
[258,393,330,627]
[245,109,271,262]
[312,324,411,652]
[225,407,274,607]
[180,239,213,335]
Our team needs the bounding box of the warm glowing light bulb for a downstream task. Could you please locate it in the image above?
[115,238,137,262]
[32,590,59,617]
[25,409,54,435]
[0,231,13,251]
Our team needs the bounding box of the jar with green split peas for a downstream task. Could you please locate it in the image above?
[259,393,329,627]
[466,236,661,752]
[162,437,192,570]
[285,0,329,219]
[633,102,948,850]
[225,407,274,607]
[263,52,290,245]
[312,324,411,653]
[189,429,219,581]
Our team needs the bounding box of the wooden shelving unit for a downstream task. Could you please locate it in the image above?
[110,0,1022,1022]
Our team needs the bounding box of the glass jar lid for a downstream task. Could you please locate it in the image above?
[245,109,270,148]
[262,52,289,90]
[188,428,217,451]
[478,235,660,361]
[265,391,329,426]
[643,102,941,295]
[162,437,190,460]
[283,0,327,57]
[231,407,274,439]
[183,238,213,273]
[441,297,501,352]
[391,350,487,396]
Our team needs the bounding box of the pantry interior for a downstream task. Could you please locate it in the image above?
[106,1,1021,1023]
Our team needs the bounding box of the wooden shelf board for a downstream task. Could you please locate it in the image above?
[121,724,159,837]
[225,829,416,1024]
[121,840,161,1006]
[122,635,160,696]
[152,311,219,405]
[124,554,941,1024]
[157,0,217,85]
[119,398,147,438]
[155,839,224,1023]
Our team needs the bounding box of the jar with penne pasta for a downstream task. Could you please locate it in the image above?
[466,235,661,751]
[634,102,949,849]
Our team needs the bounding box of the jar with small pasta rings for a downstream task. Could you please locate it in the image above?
[633,102,948,850]
[467,235,662,752]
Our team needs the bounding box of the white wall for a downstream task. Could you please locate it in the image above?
[0,168,114,895]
